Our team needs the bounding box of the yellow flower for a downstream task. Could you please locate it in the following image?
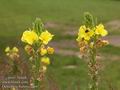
[39,30,54,45]
[95,24,108,36]
[40,48,47,56]
[21,30,39,45]
[47,47,54,54]
[41,57,50,65]
[12,47,19,52]
[77,25,94,41]
[5,47,19,59]
[5,46,10,52]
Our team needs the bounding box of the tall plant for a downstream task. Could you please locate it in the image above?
[76,12,109,90]
[21,18,54,90]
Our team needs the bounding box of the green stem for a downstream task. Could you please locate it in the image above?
[89,46,98,90]
[34,52,40,90]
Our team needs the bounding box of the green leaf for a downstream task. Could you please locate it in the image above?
[83,12,96,28]
[33,18,45,35]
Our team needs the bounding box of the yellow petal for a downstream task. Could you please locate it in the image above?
[101,29,108,36]
[41,57,50,65]
[95,24,108,36]
[39,30,54,45]
[21,30,39,45]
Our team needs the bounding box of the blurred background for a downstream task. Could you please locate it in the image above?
[0,0,120,89]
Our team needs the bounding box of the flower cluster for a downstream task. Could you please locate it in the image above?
[21,18,54,88]
[76,23,109,55]
[5,46,20,75]
[21,29,54,69]
[5,46,19,60]
[76,13,109,90]
[21,25,54,66]
[21,30,54,45]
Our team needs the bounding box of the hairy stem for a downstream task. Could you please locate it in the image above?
[89,46,99,90]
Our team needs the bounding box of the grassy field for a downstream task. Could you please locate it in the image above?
[0,0,120,90]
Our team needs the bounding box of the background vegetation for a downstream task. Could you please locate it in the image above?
[0,0,120,89]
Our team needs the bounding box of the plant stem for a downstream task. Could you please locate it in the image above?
[89,45,99,90]
[34,51,40,90]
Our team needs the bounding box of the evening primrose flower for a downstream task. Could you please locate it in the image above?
[95,24,108,36]
[77,25,94,41]
[12,47,19,52]
[5,46,19,59]
[21,30,39,45]
[41,57,50,65]
[47,47,54,54]
[39,30,54,45]
[40,48,47,56]
[5,46,10,52]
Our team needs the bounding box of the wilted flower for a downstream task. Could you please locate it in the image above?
[96,39,109,48]
[78,39,87,47]
[80,46,87,55]
[24,45,34,55]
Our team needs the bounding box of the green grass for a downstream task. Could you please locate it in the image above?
[47,54,89,90]
[100,45,120,55]
[101,60,120,89]
[46,54,120,90]
[109,29,120,35]
[0,0,120,37]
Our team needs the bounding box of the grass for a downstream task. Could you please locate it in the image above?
[47,54,89,90]
[46,54,120,90]
[0,0,120,90]
[0,0,120,37]
[100,45,120,55]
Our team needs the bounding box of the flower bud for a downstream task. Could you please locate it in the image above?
[41,57,50,65]
[47,47,54,54]
[24,45,34,55]
[5,47,10,52]
[40,48,47,56]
